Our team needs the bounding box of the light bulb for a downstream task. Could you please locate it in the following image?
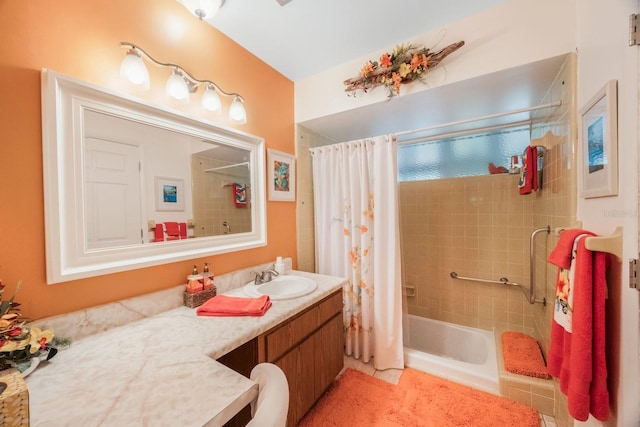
[120,50,149,89]
[228,96,247,124]
[165,70,190,101]
[201,85,221,112]
[180,0,223,20]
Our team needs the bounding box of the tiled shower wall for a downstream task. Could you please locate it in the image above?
[399,174,536,332]
[401,54,576,426]
[529,55,577,427]
[295,125,337,273]
[191,155,251,237]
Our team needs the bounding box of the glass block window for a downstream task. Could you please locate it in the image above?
[397,125,531,182]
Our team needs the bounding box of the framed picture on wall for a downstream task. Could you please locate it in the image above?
[155,176,185,211]
[579,80,618,199]
[267,149,296,202]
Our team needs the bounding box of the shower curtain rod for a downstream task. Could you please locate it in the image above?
[394,100,562,139]
[306,100,561,150]
[397,120,531,146]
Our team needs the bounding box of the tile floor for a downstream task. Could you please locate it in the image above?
[340,355,558,427]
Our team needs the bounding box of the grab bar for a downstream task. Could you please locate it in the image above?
[450,266,546,306]
[529,226,551,305]
[449,272,520,287]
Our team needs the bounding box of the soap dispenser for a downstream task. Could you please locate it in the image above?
[274,257,285,275]
[186,265,203,294]
[202,262,215,290]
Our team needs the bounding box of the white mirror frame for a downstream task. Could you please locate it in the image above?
[41,69,266,284]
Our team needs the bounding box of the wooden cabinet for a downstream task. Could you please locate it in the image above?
[261,290,344,427]
[219,289,344,427]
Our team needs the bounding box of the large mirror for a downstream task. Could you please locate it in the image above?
[41,70,266,284]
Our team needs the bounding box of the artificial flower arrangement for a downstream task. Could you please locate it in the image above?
[0,279,58,373]
[343,40,465,97]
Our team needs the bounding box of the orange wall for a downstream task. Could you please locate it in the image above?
[0,0,296,318]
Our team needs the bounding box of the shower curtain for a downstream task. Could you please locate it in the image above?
[311,135,403,370]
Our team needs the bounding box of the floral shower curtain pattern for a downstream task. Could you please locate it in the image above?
[311,135,403,370]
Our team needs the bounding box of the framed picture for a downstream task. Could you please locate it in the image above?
[155,176,185,211]
[267,149,296,202]
[579,80,618,199]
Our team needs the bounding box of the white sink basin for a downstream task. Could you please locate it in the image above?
[244,275,317,300]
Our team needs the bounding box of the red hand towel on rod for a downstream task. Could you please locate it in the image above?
[233,183,247,207]
[164,222,180,240]
[178,222,187,239]
[196,295,272,317]
[153,224,165,242]
[547,235,609,422]
[519,145,539,195]
[548,229,595,269]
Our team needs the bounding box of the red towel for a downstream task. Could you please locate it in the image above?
[548,229,595,268]
[233,183,247,207]
[178,222,187,239]
[196,295,272,317]
[164,222,180,240]
[153,224,165,242]
[518,145,539,195]
[547,236,609,421]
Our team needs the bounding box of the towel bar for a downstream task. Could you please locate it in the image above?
[585,226,623,260]
[449,272,520,287]
[554,222,623,260]
[450,271,546,305]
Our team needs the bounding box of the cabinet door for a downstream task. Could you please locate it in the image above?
[276,333,321,427]
[297,333,320,421]
[314,314,344,400]
[275,348,299,427]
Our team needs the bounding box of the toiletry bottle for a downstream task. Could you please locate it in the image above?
[274,257,285,275]
[202,262,215,290]
[509,155,520,174]
[186,265,203,294]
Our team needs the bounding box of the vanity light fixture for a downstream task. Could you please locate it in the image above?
[228,96,247,125]
[119,41,247,124]
[119,49,150,89]
[201,83,222,112]
[165,69,191,101]
[178,0,225,20]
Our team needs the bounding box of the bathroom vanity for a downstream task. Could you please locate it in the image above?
[261,289,343,426]
[25,267,345,426]
[219,289,343,427]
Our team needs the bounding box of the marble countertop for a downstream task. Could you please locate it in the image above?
[25,271,345,426]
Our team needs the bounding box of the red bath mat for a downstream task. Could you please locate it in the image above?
[501,331,550,379]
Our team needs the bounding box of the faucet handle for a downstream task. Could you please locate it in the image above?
[252,271,264,285]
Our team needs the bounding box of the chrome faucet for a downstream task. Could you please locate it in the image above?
[253,268,279,285]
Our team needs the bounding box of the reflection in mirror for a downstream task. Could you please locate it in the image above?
[83,110,253,249]
[42,69,266,284]
[191,145,251,237]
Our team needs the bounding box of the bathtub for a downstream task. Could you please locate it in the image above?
[403,314,499,395]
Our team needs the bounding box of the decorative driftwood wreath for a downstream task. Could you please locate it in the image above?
[344,40,465,97]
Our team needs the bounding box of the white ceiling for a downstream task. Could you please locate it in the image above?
[209,0,509,82]
[206,0,568,142]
